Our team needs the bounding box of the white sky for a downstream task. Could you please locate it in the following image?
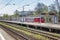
[0,0,56,16]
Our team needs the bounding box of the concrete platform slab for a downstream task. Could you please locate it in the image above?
[0,28,16,40]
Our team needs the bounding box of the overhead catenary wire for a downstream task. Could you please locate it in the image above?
[16,0,40,10]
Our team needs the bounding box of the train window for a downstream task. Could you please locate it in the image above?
[41,13,46,15]
[49,13,55,15]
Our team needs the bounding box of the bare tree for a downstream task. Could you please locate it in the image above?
[14,10,20,17]
[55,0,60,22]
[49,4,57,14]
[35,3,48,15]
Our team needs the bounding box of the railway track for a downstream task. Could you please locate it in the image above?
[0,26,28,40]
[0,26,30,40]
[0,22,60,40]
[0,24,38,40]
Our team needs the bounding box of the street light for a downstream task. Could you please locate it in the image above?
[22,4,29,22]
[23,4,29,12]
[22,4,29,17]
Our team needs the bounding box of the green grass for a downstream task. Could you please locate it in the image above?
[5,22,60,37]
[0,22,51,40]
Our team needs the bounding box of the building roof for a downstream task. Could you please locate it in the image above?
[18,11,33,16]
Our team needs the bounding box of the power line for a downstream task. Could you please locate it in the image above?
[5,0,12,6]
[1,0,12,10]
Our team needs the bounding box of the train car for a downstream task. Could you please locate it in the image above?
[5,16,45,23]
[22,17,45,23]
[24,17,34,22]
[34,17,45,23]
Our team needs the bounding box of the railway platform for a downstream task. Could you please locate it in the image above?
[0,22,60,40]
[0,20,60,33]
[1,20,60,30]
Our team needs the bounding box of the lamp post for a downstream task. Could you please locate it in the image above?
[22,4,29,16]
[23,4,29,12]
[22,4,29,22]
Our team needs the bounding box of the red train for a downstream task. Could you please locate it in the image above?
[34,18,45,23]
[23,17,45,23]
[5,17,45,23]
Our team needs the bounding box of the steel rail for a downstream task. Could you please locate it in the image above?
[5,22,60,40]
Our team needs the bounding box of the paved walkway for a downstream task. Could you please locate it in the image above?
[0,28,16,40]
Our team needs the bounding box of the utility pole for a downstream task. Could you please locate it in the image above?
[22,4,29,16]
[22,5,29,12]
[55,0,60,23]
[23,6,24,12]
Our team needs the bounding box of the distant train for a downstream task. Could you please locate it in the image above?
[4,17,45,23]
[1,16,60,33]
[24,17,45,23]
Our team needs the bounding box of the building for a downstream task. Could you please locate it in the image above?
[19,11,33,16]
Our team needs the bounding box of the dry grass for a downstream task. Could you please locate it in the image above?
[0,22,53,40]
